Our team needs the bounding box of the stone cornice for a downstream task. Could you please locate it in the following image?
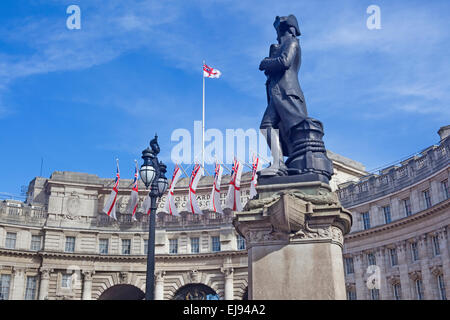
[0,248,248,262]
[345,198,450,241]
[0,248,40,257]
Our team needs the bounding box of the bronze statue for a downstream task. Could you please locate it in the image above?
[258,15,334,185]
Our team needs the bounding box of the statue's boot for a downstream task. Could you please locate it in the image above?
[259,128,288,177]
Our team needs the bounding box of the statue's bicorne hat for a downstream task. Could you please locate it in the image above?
[274,15,301,36]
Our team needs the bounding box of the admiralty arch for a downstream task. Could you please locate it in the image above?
[0,126,448,300]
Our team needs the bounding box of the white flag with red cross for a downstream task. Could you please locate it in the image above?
[103,160,120,220]
[225,159,244,212]
[203,63,221,78]
[209,162,224,214]
[249,156,260,199]
[128,162,139,221]
[185,163,204,214]
[163,165,183,216]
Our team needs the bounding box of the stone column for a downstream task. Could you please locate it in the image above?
[391,198,401,221]
[11,268,25,300]
[369,206,380,227]
[38,268,52,300]
[397,241,412,300]
[429,180,440,205]
[353,254,367,300]
[418,235,434,299]
[234,182,352,300]
[437,228,450,299]
[410,189,420,214]
[82,271,94,300]
[375,248,389,299]
[221,267,234,300]
[154,271,165,300]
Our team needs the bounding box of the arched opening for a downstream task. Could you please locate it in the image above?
[98,284,145,300]
[172,283,219,300]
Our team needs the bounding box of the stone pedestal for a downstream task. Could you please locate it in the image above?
[233,181,352,300]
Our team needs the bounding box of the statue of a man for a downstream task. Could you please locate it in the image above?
[259,15,307,177]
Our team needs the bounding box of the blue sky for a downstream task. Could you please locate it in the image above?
[0,0,449,195]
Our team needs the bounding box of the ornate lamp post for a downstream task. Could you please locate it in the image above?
[139,134,168,300]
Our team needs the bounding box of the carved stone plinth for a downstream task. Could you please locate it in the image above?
[233,182,352,300]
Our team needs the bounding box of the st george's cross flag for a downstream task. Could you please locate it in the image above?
[128,162,139,221]
[186,163,204,214]
[203,63,221,78]
[225,159,244,212]
[249,156,261,199]
[163,165,183,216]
[103,160,120,220]
[209,162,224,214]
[142,194,151,216]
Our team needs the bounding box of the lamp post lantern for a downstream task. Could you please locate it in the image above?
[139,134,168,300]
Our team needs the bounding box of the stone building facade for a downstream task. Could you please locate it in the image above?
[338,126,449,300]
[0,129,448,300]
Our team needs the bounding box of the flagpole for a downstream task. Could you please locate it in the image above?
[202,60,205,170]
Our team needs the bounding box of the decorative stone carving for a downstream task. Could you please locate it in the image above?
[40,268,53,280]
[345,282,355,290]
[387,275,401,285]
[82,270,95,281]
[188,269,200,283]
[67,192,81,215]
[119,272,129,284]
[220,267,234,278]
[430,265,442,277]
[234,183,351,249]
[409,271,422,281]
[291,225,344,246]
[155,270,166,281]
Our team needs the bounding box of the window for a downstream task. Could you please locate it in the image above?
[392,283,402,300]
[367,253,376,266]
[370,288,380,300]
[389,248,398,266]
[383,206,391,224]
[346,290,357,300]
[362,212,371,230]
[24,276,37,300]
[191,237,199,254]
[415,279,424,300]
[169,239,178,254]
[211,236,221,252]
[237,234,246,251]
[61,274,71,289]
[99,239,109,255]
[30,235,42,251]
[437,274,447,300]
[344,257,354,275]
[432,236,440,256]
[65,236,76,252]
[0,274,11,300]
[423,190,431,209]
[144,239,148,255]
[122,239,131,255]
[442,180,449,200]
[5,232,17,249]
[411,242,419,261]
[403,198,412,217]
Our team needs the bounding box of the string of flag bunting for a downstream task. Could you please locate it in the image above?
[101,156,263,220]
